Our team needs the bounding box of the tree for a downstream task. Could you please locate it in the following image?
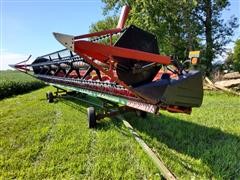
[193,0,238,75]
[100,0,238,75]
[233,39,240,72]
[89,16,118,33]
[224,50,234,71]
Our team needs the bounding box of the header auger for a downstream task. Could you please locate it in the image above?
[11,5,203,127]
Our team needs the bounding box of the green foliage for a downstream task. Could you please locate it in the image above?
[98,0,202,60]
[0,87,239,178]
[223,50,234,71]
[0,70,45,99]
[194,0,238,75]
[226,39,240,72]
[225,50,234,65]
[90,16,118,33]
[99,0,238,75]
[233,39,240,72]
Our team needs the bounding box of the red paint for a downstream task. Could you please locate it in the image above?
[74,28,122,40]
[117,5,131,29]
[74,40,171,65]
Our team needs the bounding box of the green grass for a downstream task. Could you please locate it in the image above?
[0,70,45,99]
[125,91,240,179]
[0,87,159,179]
[0,87,239,179]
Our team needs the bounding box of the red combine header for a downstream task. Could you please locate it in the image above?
[11,5,203,127]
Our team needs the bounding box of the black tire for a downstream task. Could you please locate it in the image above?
[47,92,54,103]
[136,110,147,118]
[87,107,96,128]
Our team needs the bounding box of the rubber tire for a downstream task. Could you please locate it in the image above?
[47,92,54,103]
[136,110,147,118]
[87,107,96,128]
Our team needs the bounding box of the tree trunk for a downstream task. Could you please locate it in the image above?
[204,0,214,76]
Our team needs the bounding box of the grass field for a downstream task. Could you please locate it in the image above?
[0,86,239,179]
[0,70,45,99]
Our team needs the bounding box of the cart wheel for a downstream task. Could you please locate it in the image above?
[136,110,147,118]
[47,92,54,103]
[87,107,96,128]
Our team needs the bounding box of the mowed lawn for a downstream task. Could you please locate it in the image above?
[0,86,240,179]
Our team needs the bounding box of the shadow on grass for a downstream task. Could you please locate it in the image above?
[55,96,240,178]
[60,96,128,131]
[124,113,240,178]
[60,97,90,114]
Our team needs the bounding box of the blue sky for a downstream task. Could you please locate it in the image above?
[0,0,240,70]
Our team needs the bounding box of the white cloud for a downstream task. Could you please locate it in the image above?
[0,50,30,70]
